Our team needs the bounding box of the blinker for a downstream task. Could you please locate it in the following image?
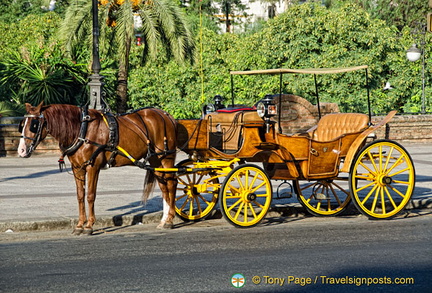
[18,119,40,134]
[30,119,40,133]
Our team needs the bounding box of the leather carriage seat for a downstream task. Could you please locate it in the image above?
[312,113,369,141]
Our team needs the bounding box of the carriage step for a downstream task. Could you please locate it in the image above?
[314,193,330,200]
[274,192,293,199]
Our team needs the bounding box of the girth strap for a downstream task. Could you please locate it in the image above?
[101,112,119,149]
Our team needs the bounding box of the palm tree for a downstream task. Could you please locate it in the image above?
[59,0,195,113]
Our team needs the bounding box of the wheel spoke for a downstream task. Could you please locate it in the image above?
[384,186,398,210]
[366,151,379,173]
[188,199,194,216]
[243,203,248,223]
[355,180,376,193]
[383,146,394,171]
[329,185,342,206]
[197,194,212,205]
[380,186,386,214]
[194,197,203,215]
[235,174,245,191]
[227,198,243,212]
[387,184,407,198]
[385,154,406,175]
[370,186,381,213]
[248,203,258,219]
[355,173,374,181]
[388,167,410,178]
[360,184,378,205]
[234,201,245,221]
[179,196,190,211]
[177,176,188,186]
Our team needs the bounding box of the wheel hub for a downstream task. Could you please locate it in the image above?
[377,173,392,186]
[381,176,392,185]
[244,192,257,202]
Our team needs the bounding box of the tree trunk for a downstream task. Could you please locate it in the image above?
[115,37,132,113]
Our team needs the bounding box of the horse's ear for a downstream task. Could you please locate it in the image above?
[25,103,33,113]
[36,101,44,111]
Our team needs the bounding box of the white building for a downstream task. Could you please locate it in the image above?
[214,0,289,33]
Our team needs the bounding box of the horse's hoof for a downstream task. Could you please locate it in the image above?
[72,228,83,236]
[83,228,93,236]
[157,221,173,230]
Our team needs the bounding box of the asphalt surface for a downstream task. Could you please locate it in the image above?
[1,143,431,233]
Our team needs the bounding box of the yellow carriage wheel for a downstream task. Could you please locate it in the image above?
[175,160,219,222]
[295,178,351,216]
[349,140,415,219]
[219,164,272,228]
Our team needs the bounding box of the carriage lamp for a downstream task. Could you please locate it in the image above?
[256,95,277,133]
[213,95,225,109]
[203,95,226,114]
[256,95,277,119]
[406,44,421,62]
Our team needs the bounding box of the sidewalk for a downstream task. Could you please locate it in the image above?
[1,143,432,233]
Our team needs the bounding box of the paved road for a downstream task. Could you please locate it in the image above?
[1,213,431,292]
[0,143,431,232]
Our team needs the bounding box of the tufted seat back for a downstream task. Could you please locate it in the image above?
[312,113,369,142]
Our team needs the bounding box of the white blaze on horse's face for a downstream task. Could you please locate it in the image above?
[18,119,30,158]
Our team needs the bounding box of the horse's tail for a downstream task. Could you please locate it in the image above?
[142,170,156,204]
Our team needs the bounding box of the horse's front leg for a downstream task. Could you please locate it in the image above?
[72,165,87,235]
[83,166,101,235]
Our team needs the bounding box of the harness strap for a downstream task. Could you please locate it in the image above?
[60,107,175,170]
[101,112,119,149]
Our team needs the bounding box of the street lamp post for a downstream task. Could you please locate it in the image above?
[88,0,106,111]
[406,23,426,114]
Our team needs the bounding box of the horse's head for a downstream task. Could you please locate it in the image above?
[18,102,49,158]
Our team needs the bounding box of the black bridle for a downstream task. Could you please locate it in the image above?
[19,113,46,157]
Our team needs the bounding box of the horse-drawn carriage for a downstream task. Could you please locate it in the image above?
[18,65,415,233]
[174,65,415,227]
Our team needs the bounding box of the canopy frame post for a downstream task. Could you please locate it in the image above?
[314,74,321,120]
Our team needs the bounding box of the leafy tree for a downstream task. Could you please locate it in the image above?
[0,12,61,61]
[181,0,221,34]
[0,11,83,115]
[326,0,430,31]
[0,44,87,107]
[59,0,195,113]
[0,0,69,22]
[128,2,427,117]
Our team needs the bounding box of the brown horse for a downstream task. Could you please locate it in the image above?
[18,102,178,235]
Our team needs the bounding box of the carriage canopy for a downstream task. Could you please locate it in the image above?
[230,65,368,76]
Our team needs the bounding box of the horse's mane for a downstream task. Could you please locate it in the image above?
[43,104,82,148]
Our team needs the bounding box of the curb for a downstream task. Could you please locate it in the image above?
[2,198,431,233]
[0,211,165,233]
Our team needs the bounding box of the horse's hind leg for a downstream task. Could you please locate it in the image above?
[156,172,177,229]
